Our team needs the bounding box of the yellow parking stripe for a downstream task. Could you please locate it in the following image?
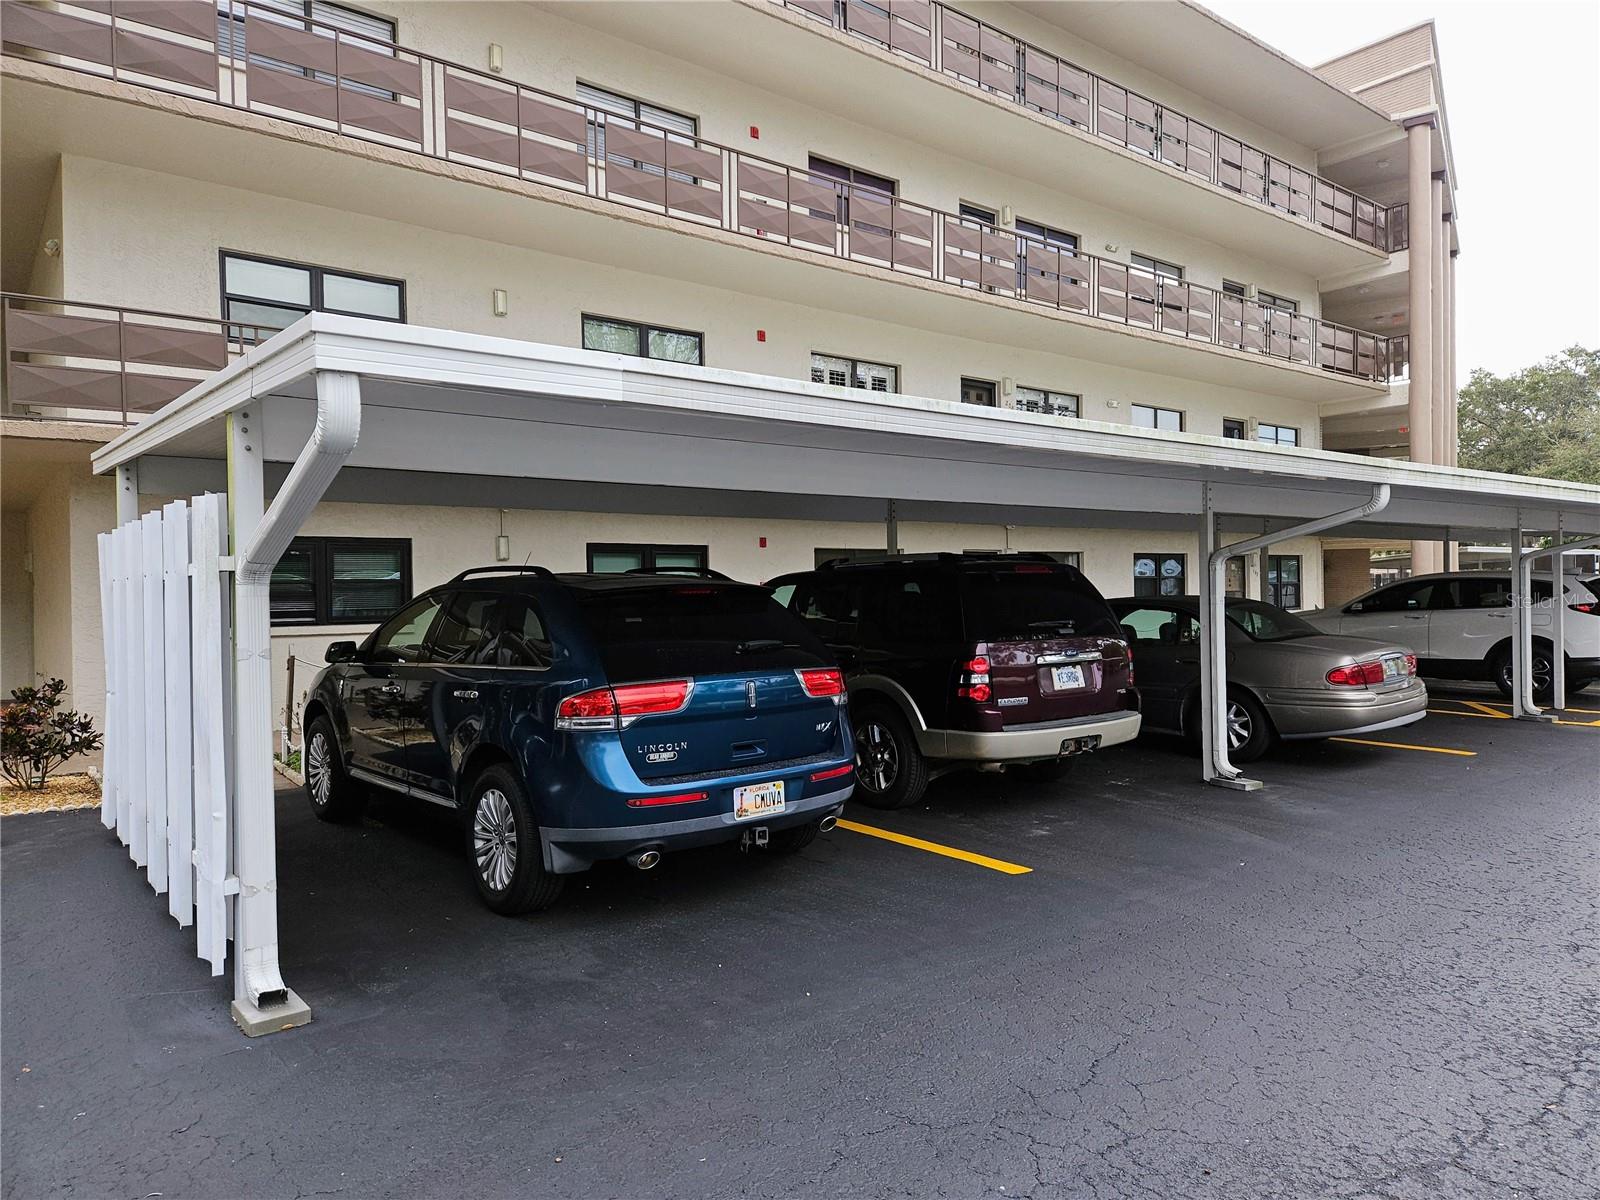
[1429,706,1600,728]
[1463,700,1511,719]
[1428,708,1502,719]
[1453,698,1600,716]
[835,818,1033,875]
[1329,737,1476,757]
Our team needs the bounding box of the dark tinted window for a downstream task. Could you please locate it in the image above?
[574,584,830,680]
[791,578,862,643]
[860,572,961,644]
[1226,600,1319,641]
[1455,578,1513,609]
[1354,580,1450,613]
[486,599,554,669]
[429,591,497,664]
[368,594,443,663]
[958,565,1119,639]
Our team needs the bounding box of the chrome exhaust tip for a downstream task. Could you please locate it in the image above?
[629,848,662,871]
[818,814,838,833]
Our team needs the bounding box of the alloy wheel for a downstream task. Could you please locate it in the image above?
[306,731,332,808]
[1225,700,1252,751]
[473,788,518,893]
[1500,654,1555,695]
[855,721,899,794]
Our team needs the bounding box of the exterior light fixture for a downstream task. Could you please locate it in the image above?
[492,288,508,317]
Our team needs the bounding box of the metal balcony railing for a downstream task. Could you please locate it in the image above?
[775,0,1400,252]
[2,293,269,426]
[2,1,1394,388]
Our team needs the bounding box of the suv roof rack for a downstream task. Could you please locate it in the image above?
[818,551,1063,570]
[449,565,554,583]
[622,566,734,581]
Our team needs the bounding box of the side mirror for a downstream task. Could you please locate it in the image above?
[325,640,359,664]
[1347,602,1363,613]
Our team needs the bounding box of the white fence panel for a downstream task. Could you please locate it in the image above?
[126,518,148,866]
[191,492,231,975]
[96,532,117,831]
[113,524,134,844]
[141,510,168,894]
[163,501,195,926]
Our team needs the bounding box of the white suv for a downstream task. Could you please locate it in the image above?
[1306,572,1600,699]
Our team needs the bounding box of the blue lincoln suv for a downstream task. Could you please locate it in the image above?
[301,566,854,914]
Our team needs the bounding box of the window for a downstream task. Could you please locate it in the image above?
[367,593,442,664]
[586,543,708,574]
[1258,290,1299,314]
[1131,403,1183,432]
[1133,553,1186,598]
[1266,555,1302,609]
[1015,387,1080,417]
[1257,423,1299,447]
[581,315,703,365]
[1016,219,1079,253]
[1222,280,1248,298]
[1349,579,1450,614]
[814,548,888,567]
[811,354,897,392]
[1222,418,1247,439]
[1119,606,1198,645]
[808,155,896,227]
[221,251,403,336]
[579,82,697,174]
[485,598,553,669]
[219,1,396,68]
[429,591,498,664]
[961,377,997,407]
[1131,253,1184,281]
[269,537,411,626]
[958,202,998,225]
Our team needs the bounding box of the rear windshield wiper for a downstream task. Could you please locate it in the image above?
[736,638,793,654]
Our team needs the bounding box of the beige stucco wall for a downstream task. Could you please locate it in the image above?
[58,155,1326,444]
[26,481,74,703]
[1,510,35,694]
[24,160,65,297]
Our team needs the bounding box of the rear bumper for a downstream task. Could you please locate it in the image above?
[1567,656,1600,681]
[540,784,852,874]
[920,710,1142,763]
[1268,679,1429,740]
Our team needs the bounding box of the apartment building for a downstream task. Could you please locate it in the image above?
[0,0,1460,736]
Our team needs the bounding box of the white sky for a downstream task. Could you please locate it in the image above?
[1204,0,1600,380]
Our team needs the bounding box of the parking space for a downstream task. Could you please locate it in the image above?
[6,701,1596,1200]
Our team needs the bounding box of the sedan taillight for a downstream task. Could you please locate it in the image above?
[1326,660,1386,687]
[556,679,691,730]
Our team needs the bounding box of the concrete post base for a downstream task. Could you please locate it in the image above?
[231,989,312,1037]
[1208,776,1264,792]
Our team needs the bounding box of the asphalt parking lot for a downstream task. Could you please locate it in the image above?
[4,683,1597,1200]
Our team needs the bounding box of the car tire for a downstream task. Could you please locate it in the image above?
[1491,644,1555,702]
[763,819,822,855]
[851,702,928,810]
[466,764,565,916]
[303,715,366,824]
[1223,689,1274,764]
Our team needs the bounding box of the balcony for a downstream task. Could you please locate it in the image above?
[2,1,1392,395]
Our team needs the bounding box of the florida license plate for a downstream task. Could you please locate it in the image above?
[733,780,785,820]
[1051,664,1086,689]
[1381,654,1406,680]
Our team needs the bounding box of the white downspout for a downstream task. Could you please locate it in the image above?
[228,371,361,1031]
[1204,484,1391,787]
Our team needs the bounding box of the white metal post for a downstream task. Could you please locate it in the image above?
[227,404,311,1034]
[1196,485,1222,784]
[1509,516,1544,720]
[115,461,139,526]
[1550,515,1566,711]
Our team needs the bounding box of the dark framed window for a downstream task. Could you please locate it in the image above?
[581,315,703,364]
[963,550,1083,568]
[586,543,709,574]
[221,251,404,337]
[815,547,889,567]
[269,536,411,626]
[961,377,997,407]
[811,353,897,392]
[1258,290,1300,313]
[1015,386,1079,417]
[1131,403,1183,432]
[1267,555,1302,609]
[1133,552,1186,598]
[809,155,897,228]
[958,202,997,224]
[1131,253,1184,280]
[579,82,698,181]
[1257,422,1299,447]
[1222,279,1248,298]
[1222,417,1247,439]
[218,1,396,67]
[1016,219,1079,253]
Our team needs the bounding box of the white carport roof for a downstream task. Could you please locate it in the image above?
[92,314,1600,542]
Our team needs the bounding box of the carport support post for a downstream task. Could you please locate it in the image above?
[1509,516,1550,722]
[226,404,312,1035]
[1196,486,1224,785]
[116,461,139,526]
[1551,515,1566,711]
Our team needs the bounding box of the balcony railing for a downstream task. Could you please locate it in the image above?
[2,1,1392,384]
[2,293,267,426]
[774,0,1398,252]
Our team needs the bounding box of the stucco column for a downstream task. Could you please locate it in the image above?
[1406,120,1439,574]
[1431,177,1447,467]
[1447,247,1459,467]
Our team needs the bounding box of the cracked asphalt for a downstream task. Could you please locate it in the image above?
[4,684,1597,1199]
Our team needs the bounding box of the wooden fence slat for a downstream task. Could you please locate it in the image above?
[96,532,117,830]
[114,525,133,843]
[142,510,169,894]
[190,493,230,975]
[163,501,195,926]
[126,518,148,866]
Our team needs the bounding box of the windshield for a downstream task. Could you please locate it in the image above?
[574,584,830,680]
[959,565,1120,640]
[1226,599,1320,642]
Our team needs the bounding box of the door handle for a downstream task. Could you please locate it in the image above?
[380,682,403,694]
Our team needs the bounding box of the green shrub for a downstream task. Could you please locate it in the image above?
[0,679,103,791]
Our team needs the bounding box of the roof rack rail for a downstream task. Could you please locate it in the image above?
[449,565,554,583]
[622,566,734,581]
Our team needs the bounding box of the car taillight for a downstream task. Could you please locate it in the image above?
[963,656,990,674]
[556,679,691,730]
[796,667,845,698]
[1404,653,1418,676]
[1570,601,1597,614]
[957,683,992,702]
[626,791,707,808]
[956,649,991,702]
[809,764,854,782]
[1326,659,1385,687]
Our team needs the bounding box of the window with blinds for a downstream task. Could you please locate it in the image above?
[219,1,397,63]
[270,536,411,625]
[578,83,698,180]
[811,354,897,392]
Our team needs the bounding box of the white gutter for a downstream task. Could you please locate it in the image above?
[1205,483,1391,785]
